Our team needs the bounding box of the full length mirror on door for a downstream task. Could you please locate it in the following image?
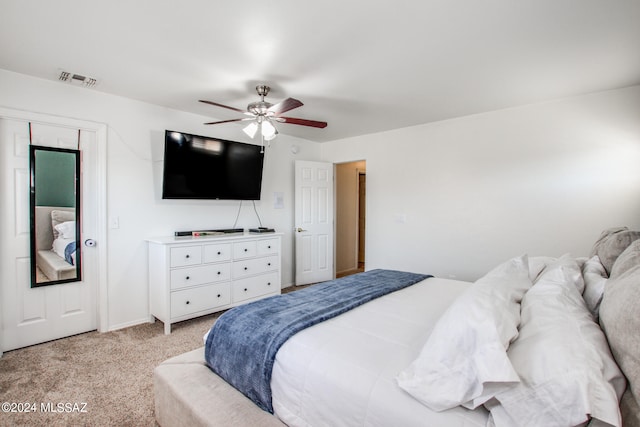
[30,145,82,287]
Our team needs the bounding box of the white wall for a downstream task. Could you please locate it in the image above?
[3,67,639,329]
[0,69,321,330]
[321,86,640,281]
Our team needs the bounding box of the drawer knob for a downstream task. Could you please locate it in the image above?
[186,254,190,258]
[217,251,221,255]
[267,282,271,286]
[186,300,190,305]
[217,271,221,275]
[267,263,271,266]
[186,276,190,280]
[217,294,221,298]
[244,248,248,252]
[268,245,271,249]
[244,288,248,292]
[244,267,248,271]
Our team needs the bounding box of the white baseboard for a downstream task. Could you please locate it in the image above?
[107,317,150,332]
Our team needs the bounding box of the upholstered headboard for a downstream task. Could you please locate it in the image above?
[34,206,74,252]
[593,228,640,427]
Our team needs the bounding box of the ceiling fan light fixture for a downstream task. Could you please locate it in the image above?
[243,121,259,138]
[261,120,277,140]
[264,128,278,141]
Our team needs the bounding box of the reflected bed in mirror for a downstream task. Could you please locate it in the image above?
[30,145,81,287]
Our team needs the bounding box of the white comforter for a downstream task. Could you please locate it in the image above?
[271,277,489,427]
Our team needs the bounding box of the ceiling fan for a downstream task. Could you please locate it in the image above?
[199,85,327,142]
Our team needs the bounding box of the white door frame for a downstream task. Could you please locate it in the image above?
[356,168,366,267]
[0,107,108,343]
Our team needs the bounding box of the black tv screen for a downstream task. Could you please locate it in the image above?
[162,130,264,200]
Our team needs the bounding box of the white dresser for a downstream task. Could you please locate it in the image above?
[147,232,282,334]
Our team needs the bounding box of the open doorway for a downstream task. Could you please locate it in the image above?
[335,160,366,278]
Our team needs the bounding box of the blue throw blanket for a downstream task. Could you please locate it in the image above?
[64,241,76,265]
[204,269,431,413]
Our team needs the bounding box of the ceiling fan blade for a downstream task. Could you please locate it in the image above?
[268,98,303,115]
[203,118,249,125]
[279,116,328,128]
[199,99,246,114]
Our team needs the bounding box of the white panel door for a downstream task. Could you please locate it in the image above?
[295,160,334,285]
[0,118,98,353]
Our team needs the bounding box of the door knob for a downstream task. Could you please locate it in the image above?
[84,239,96,247]
[296,228,307,233]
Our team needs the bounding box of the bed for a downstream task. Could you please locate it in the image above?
[154,227,640,427]
[34,206,77,281]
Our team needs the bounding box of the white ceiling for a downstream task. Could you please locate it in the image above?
[1,0,639,142]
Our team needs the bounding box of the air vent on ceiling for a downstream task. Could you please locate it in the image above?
[58,70,98,87]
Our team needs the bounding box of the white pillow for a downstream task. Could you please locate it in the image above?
[488,257,626,427]
[535,253,585,293]
[582,255,608,320]
[51,209,75,239]
[396,255,532,411]
[54,220,76,240]
[528,256,556,282]
[52,237,74,260]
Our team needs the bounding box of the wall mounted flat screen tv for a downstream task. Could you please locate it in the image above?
[162,130,264,200]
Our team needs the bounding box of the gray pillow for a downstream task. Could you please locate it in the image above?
[599,265,640,427]
[620,390,640,427]
[590,227,629,257]
[590,227,640,275]
[611,239,640,279]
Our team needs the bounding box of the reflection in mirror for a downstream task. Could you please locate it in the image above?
[30,145,82,287]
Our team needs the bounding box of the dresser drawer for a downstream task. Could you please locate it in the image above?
[170,263,231,290]
[171,282,231,318]
[203,243,232,263]
[233,241,257,259]
[232,255,279,279]
[170,246,202,267]
[232,272,279,303]
[257,238,280,255]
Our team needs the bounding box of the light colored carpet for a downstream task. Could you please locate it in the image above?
[0,310,222,427]
[0,284,313,426]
